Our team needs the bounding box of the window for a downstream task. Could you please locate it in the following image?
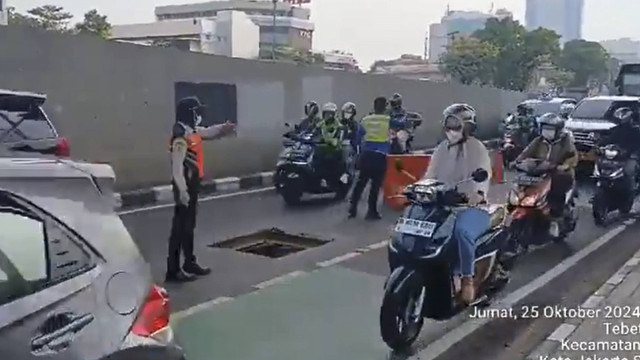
[0,192,93,306]
[0,96,55,143]
[571,99,613,119]
[0,210,47,306]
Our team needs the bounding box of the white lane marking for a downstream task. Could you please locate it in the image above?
[606,272,626,285]
[581,295,604,309]
[117,187,274,215]
[367,240,389,250]
[253,270,306,290]
[316,252,361,267]
[410,220,635,360]
[171,296,234,323]
[547,323,577,342]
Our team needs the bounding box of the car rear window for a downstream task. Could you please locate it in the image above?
[0,96,55,143]
[572,99,639,120]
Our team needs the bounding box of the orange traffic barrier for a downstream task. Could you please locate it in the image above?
[383,154,431,210]
[491,150,505,184]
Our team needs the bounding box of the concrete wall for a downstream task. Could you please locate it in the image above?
[0,26,525,191]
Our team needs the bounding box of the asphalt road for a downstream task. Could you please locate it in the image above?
[118,175,631,360]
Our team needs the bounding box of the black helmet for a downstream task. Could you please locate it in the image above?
[538,112,565,142]
[176,96,205,127]
[613,107,634,124]
[442,103,476,135]
[390,93,402,109]
[516,103,531,115]
[305,101,319,117]
[559,103,575,118]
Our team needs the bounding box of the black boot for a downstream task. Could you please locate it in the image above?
[165,270,197,283]
[365,210,382,220]
[348,205,357,219]
[183,261,211,276]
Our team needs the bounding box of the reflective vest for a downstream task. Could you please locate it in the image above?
[169,133,204,180]
[362,114,391,143]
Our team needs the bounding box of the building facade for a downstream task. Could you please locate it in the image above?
[525,0,583,44]
[321,50,360,72]
[0,0,7,26]
[600,38,640,65]
[111,11,260,59]
[428,9,512,63]
[154,0,314,55]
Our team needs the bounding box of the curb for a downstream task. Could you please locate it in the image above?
[525,231,640,359]
[114,139,501,211]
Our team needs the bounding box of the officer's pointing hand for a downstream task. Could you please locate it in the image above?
[221,121,236,136]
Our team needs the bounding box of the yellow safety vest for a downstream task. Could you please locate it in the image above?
[362,114,390,143]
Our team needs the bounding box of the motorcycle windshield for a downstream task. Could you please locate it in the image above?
[279,143,313,160]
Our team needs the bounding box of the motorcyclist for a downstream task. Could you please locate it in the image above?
[317,102,347,184]
[299,101,321,132]
[421,103,493,305]
[559,103,575,120]
[513,112,578,238]
[340,102,359,149]
[597,107,640,193]
[388,93,409,153]
[513,103,537,143]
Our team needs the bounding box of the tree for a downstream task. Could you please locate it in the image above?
[472,18,561,91]
[74,9,112,38]
[439,37,499,85]
[545,68,575,89]
[7,7,39,27]
[26,5,73,32]
[558,40,609,87]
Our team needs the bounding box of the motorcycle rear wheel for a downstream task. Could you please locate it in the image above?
[592,191,607,226]
[380,285,424,351]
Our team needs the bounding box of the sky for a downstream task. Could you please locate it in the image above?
[8,0,640,68]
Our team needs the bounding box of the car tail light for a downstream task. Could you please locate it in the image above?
[55,137,70,157]
[131,285,171,337]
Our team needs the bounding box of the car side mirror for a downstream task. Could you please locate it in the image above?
[472,168,488,182]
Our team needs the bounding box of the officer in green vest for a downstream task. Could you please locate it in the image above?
[348,96,402,219]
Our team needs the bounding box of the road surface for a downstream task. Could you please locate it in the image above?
[118,176,636,360]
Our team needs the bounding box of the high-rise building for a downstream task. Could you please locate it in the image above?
[600,38,640,64]
[428,8,512,63]
[526,0,583,44]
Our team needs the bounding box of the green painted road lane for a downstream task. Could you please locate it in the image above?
[173,266,389,360]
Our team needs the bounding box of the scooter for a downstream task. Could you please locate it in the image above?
[591,144,638,225]
[380,167,510,351]
[390,112,422,154]
[273,124,354,205]
[506,158,578,255]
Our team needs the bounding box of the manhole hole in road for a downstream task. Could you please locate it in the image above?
[209,228,331,258]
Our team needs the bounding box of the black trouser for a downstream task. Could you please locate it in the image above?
[548,172,573,218]
[623,158,638,193]
[350,151,387,213]
[167,178,200,275]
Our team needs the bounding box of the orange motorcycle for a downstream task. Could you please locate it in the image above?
[505,158,578,256]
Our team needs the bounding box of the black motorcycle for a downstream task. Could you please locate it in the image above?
[273,124,354,205]
[390,112,422,154]
[379,168,510,351]
[591,144,638,225]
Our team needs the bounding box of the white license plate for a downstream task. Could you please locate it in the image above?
[394,217,437,238]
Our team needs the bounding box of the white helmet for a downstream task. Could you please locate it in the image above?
[322,102,338,112]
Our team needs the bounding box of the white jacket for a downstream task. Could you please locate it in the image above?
[422,137,492,197]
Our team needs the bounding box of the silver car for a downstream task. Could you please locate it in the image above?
[0,151,184,359]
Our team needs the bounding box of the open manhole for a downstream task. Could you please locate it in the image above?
[210,228,331,258]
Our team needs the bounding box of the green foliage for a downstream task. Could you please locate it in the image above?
[558,40,609,87]
[439,37,498,85]
[7,7,39,27]
[75,9,112,38]
[26,5,73,32]
[545,68,575,89]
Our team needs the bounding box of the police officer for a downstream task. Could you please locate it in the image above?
[348,96,402,220]
[299,101,321,132]
[166,96,236,283]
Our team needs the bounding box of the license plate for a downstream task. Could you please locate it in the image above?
[394,217,437,238]
[516,175,542,185]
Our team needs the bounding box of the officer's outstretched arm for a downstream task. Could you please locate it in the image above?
[171,138,189,195]
[195,124,225,140]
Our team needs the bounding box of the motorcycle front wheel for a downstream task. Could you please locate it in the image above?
[592,189,607,226]
[380,284,425,351]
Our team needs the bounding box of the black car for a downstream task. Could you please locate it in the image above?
[0,150,184,360]
[0,89,70,157]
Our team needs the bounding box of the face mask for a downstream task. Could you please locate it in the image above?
[343,111,353,120]
[541,129,555,140]
[194,114,202,127]
[446,130,463,143]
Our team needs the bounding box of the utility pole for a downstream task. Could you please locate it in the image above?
[271,0,277,60]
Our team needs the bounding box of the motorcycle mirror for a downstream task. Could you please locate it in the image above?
[284,122,291,128]
[472,168,489,183]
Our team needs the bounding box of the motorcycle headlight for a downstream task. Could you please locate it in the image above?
[604,149,618,159]
[521,195,537,207]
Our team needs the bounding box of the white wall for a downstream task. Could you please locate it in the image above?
[228,11,259,59]
[0,0,7,26]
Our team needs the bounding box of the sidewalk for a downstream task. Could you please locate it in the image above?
[526,245,640,360]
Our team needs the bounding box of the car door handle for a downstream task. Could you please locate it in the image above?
[30,312,95,355]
